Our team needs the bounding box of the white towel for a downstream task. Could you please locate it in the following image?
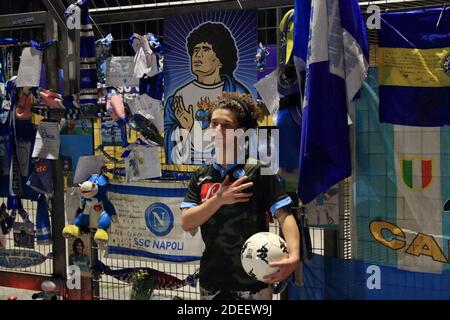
[132,37,158,79]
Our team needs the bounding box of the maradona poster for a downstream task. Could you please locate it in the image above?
[163,10,257,165]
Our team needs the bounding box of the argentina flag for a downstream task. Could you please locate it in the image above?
[356,67,450,274]
[379,7,450,126]
[297,0,368,204]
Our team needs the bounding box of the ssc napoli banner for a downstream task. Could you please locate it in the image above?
[107,181,205,262]
[163,10,257,165]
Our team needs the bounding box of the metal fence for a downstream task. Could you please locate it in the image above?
[0,199,54,277]
[93,220,326,300]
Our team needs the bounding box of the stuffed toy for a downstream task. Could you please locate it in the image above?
[255,42,269,71]
[32,280,59,300]
[62,174,117,245]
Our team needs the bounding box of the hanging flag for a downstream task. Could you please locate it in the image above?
[378,7,450,126]
[297,0,369,204]
[355,67,450,274]
[106,181,205,263]
[293,0,311,74]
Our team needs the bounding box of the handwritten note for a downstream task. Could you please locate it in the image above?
[106,56,140,88]
[107,181,205,263]
[32,121,60,160]
[73,155,104,185]
[125,145,161,182]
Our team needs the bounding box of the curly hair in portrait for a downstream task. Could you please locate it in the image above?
[72,238,85,253]
[207,92,266,130]
[187,22,238,77]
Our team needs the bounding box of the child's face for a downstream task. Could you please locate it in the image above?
[75,243,84,255]
[210,108,238,135]
[209,109,245,163]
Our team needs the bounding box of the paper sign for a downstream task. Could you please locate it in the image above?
[73,155,104,185]
[106,56,140,88]
[66,187,81,223]
[125,145,161,181]
[16,47,42,88]
[254,68,280,116]
[128,94,164,132]
[305,185,340,227]
[32,121,60,160]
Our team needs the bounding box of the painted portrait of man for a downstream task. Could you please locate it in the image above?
[164,12,257,165]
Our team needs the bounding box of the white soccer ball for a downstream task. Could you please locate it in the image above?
[241,232,289,282]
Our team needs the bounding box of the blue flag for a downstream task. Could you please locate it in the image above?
[297,0,368,204]
[293,0,311,73]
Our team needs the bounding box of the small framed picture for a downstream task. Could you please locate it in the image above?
[68,234,92,277]
[13,221,35,249]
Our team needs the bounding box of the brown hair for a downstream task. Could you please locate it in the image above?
[72,238,84,253]
[207,92,266,130]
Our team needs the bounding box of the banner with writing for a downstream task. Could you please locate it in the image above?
[107,181,205,263]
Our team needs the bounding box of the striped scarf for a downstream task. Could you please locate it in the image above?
[67,0,98,108]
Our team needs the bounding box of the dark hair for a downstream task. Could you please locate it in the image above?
[207,92,265,130]
[187,22,238,76]
[72,238,84,253]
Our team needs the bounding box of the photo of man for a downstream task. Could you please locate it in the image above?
[68,236,91,276]
[164,11,257,165]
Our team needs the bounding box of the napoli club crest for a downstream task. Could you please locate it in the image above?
[233,168,245,179]
[144,202,174,237]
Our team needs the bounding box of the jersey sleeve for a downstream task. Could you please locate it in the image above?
[180,171,201,209]
[260,166,293,216]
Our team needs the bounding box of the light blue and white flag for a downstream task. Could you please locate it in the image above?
[297,0,368,204]
[356,68,450,274]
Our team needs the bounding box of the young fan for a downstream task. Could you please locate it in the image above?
[180,92,300,300]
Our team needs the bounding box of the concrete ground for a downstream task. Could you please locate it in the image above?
[0,286,36,300]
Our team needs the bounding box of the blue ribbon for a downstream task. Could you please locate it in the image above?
[30,39,56,52]
[0,38,18,46]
